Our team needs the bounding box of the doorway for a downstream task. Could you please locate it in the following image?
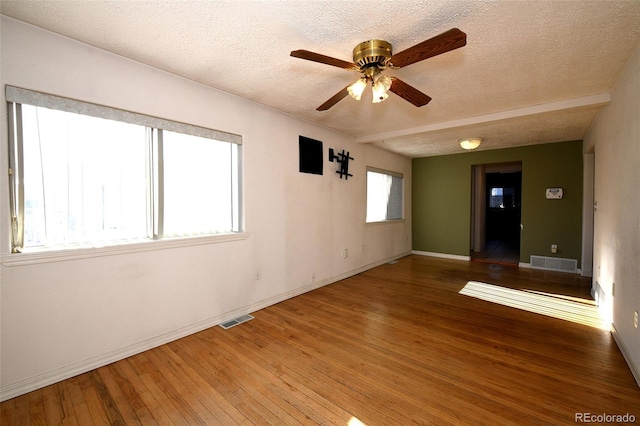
[471,162,522,265]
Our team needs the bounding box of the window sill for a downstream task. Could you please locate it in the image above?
[365,219,406,226]
[1,232,250,266]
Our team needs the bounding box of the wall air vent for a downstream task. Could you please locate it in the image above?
[219,314,254,330]
[530,256,578,273]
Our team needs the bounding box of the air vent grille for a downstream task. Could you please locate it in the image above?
[530,256,577,273]
[219,314,254,330]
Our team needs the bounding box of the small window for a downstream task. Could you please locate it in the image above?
[489,187,516,209]
[366,168,403,222]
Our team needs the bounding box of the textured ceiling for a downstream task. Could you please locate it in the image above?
[2,0,640,157]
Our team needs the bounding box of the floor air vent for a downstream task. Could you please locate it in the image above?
[530,256,577,273]
[219,314,254,330]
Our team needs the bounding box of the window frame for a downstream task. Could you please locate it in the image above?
[365,166,405,224]
[5,86,245,260]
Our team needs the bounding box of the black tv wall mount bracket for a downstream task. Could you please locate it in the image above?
[328,148,354,180]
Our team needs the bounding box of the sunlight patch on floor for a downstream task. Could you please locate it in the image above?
[348,416,366,426]
[460,281,609,330]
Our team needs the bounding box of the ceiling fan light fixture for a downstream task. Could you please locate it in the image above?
[347,78,367,101]
[291,28,466,111]
[459,137,483,150]
[373,71,392,92]
[371,69,392,103]
[371,82,389,103]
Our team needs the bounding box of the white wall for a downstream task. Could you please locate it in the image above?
[581,152,594,277]
[584,42,640,385]
[0,17,412,400]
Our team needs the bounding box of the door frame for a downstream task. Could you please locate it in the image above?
[470,161,522,254]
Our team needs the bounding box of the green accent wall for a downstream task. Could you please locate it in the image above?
[412,141,583,266]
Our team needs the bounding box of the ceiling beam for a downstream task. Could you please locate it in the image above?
[355,93,611,143]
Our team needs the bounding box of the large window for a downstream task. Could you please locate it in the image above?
[7,86,242,253]
[366,168,403,222]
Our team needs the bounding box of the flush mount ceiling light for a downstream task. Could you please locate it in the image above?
[459,137,483,150]
[290,29,467,111]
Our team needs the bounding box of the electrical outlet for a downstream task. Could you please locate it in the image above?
[634,311,638,329]
[551,244,558,254]
[342,248,348,258]
[255,270,261,280]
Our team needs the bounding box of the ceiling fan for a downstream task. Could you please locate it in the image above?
[290,28,466,111]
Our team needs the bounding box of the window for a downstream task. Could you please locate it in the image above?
[489,187,515,209]
[20,105,149,247]
[7,86,242,253]
[162,130,240,237]
[366,168,403,222]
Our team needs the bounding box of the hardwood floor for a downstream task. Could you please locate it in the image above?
[2,255,639,425]
[470,239,520,265]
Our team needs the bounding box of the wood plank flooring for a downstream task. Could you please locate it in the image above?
[470,239,520,265]
[2,255,639,425]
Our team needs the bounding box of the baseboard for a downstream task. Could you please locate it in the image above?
[1,312,233,402]
[411,250,470,262]
[610,325,640,388]
[0,251,411,402]
[411,253,583,275]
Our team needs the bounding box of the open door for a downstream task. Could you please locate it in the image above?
[471,162,522,265]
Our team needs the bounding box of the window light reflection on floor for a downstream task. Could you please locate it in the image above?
[459,281,609,330]
[348,416,366,426]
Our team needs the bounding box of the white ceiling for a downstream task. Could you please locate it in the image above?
[2,0,640,157]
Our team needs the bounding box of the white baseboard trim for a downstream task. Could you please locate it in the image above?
[0,251,411,402]
[1,313,233,402]
[411,250,470,262]
[611,324,640,388]
[411,252,583,275]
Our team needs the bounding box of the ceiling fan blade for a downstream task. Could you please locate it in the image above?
[291,50,357,70]
[389,78,432,107]
[317,86,350,111]
[390,28,466,68]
